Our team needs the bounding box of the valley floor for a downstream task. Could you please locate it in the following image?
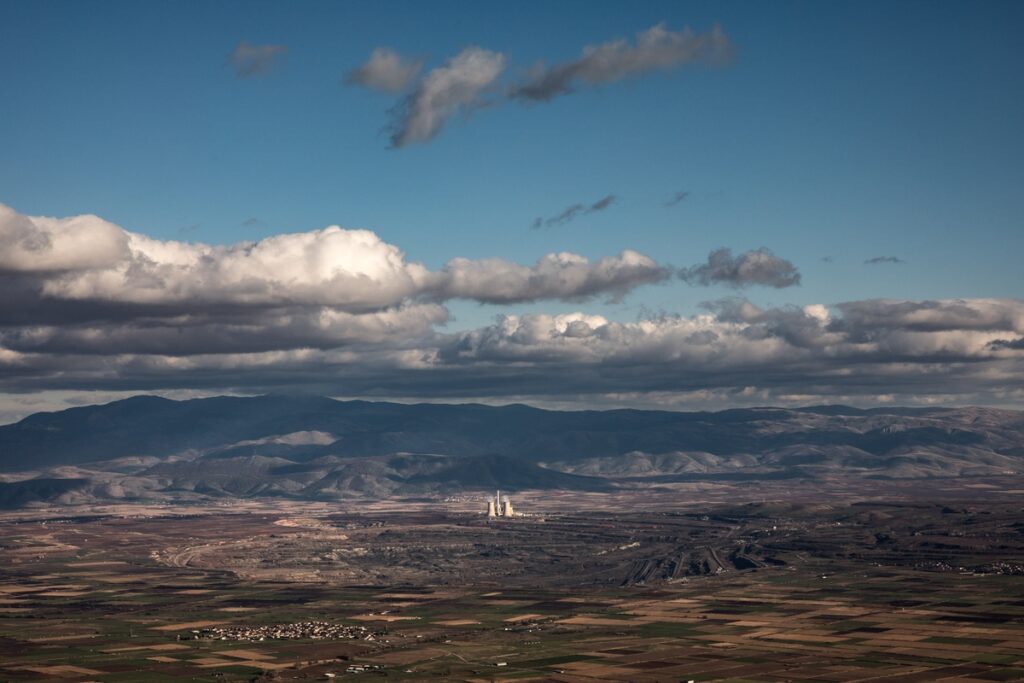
[2,479,1024,682]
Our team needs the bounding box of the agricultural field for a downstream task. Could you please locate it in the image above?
[2,485,1024,682]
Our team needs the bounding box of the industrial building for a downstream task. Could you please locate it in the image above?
[486,490,515,517]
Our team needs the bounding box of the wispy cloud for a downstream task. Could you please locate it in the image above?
[351,22,734,147]
[509,23,733,103]
[532,195,616,228]
[388,46,505,147]
[228,41,288,78]
[665,190,690,207]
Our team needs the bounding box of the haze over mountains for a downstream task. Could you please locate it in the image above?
[0,395,1021,508]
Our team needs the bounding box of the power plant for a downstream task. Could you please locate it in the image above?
[486,490,515,518]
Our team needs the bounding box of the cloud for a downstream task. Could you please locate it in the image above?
[833,298,1024,334]
[665,190,689,207]
[389,46,506,147]
[152,298,1024,402]
[356,22,733,147]
[437,250,669,304]
[679,248,801,288]
[1,304,448,356]
[228,41,288,78]
[345,47,423,92]
[865,256,906,265]
[589,195,615,212]
[1,296,1022,407]
[432,298,1024,398]
[2,204,1021,408]
[0,203,664,325]
[543,204,584,227]
[0,252,669,357]
[990,338,1024,350]
[0,204,129,273]
[510,23,733,102]
[532,195,616,228]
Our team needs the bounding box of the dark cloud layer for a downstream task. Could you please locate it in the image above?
[3,298,1021,409]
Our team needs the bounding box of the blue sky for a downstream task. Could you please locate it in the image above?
[0,1,1022,417]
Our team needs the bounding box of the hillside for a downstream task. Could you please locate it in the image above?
[0,395,1022,507]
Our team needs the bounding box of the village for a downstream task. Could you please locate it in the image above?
[192,621,383,643]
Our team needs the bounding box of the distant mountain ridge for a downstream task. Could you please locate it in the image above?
[0,395,1022,507]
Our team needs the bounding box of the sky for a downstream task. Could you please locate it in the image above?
[0,0,1022,422]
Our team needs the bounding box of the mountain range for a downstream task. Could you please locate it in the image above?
[0,395,1021,507]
